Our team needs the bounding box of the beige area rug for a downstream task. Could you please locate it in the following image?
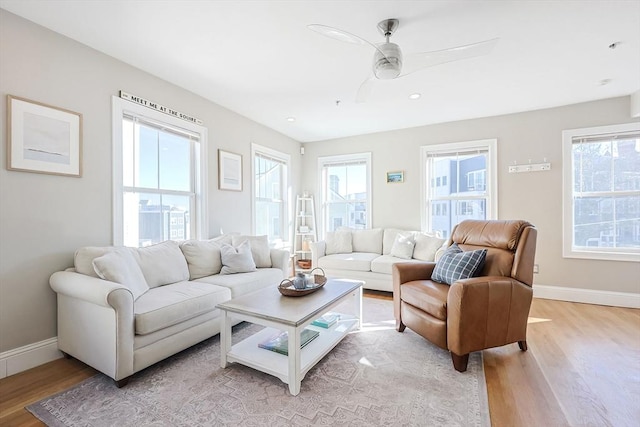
[28,298,490,426]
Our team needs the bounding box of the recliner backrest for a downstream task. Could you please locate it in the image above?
[448,220,537,285]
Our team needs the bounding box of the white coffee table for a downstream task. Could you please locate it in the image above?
[217,278,363,395]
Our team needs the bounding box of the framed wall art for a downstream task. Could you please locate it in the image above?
[7,95,82,177]
[218,149,242,191]
[386,170,404,183]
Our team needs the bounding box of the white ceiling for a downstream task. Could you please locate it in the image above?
[2,1,639,142]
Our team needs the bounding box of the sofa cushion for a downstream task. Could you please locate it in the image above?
[431,244,487,285]
[196,268,283,298]
[134,281,231,335]
[232,235,272,268]
[413,233,446,261]
[75,246,118,278]
[180,239,224,279]
[390,233,416,259]
[317,252,379,272]
[325,231,353,255]
[92,249,149,300]
[220,241,257,274]
[370,255,424,275]
[134,240,190,288]
[350,228,383,253]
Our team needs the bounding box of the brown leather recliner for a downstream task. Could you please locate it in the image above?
[392,219,537,372]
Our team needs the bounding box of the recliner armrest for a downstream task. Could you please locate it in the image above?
[447,276,533,356]
[392,262,437,286]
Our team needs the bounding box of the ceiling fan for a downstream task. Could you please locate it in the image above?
[308,19,499,103]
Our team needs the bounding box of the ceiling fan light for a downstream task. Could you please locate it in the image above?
[373,42,403,79]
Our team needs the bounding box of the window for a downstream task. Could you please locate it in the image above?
[318,153,371,236]
[421,139,497,239]
[252,144,290,244]
[112,97,207,247]
[562,123,640,262]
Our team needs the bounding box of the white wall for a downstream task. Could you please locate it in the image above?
[301,97,640,296]
[0,10,301,353]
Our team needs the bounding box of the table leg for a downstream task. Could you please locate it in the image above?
[220,310,231,368]
[287,326,301,395]
[354,286,362,330]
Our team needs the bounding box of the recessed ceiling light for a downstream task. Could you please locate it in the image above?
[408,93,421,100]
[286,117,296,122]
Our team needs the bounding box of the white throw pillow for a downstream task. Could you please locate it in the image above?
[351,228,383,253]
[179,239,224,279]
[231,235,272,268]
[383,229,417,255]
[413,233,447,261]
[134,240,190,288]
[92,249,149,300]
[220,241,257,274]
[325,231,353,255]
[74,246,117,277]
[390,233,416,259]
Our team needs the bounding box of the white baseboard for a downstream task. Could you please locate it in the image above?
[533,284,640,309]
[0,337,62,379]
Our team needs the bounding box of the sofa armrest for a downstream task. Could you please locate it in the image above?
[447,276,533,356]
[50,270,133,308]
[50,270,135,381]
[270,248,290,279]
[310,240,326,266]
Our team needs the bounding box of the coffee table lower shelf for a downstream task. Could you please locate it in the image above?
[226,315,358,386]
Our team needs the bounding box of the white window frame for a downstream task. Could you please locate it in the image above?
[251,143,291,245]
[318,152,372,237]
[112,96,208,246]
[562,122,640,262]
[420,139,498,233]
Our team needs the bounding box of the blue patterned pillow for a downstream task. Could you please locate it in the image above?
[431,243,487,285]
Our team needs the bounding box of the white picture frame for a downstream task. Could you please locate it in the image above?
[218,149,242,191]
[7,95,82,177]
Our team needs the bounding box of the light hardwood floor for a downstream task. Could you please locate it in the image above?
[1,295,638,427]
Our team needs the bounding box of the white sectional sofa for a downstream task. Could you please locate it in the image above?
[49,235,289,386]
[311,228,445,292]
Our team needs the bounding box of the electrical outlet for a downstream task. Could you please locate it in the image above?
[533,264,539,274]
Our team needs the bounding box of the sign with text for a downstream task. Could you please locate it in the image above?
[119,91,203,125]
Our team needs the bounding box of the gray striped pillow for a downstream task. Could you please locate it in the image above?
[431,244,487,285]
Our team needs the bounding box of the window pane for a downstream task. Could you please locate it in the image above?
[613,139,640,191]
[136,124,159,189]
[159,132,191,191]
[574,197,614,247]
[255,200,282,238]
[616,196,640,248]
[573,141,612,192]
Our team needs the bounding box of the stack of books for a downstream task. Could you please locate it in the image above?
[258,328,319,355]
[311,312,340,328]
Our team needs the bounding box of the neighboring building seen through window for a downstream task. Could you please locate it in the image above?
[422,140,497,239]
[319,153,371,235]
[563,123,640,262]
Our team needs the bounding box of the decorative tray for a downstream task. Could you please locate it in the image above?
[278,268,327,296]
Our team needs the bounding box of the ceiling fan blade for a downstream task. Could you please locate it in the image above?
[356,76,376,104]
[307,24,392,64]
[402,38,499,76]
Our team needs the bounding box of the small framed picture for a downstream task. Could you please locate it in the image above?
[386,171,404,183]
[7,95,82,177]
[218,149,242,191]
